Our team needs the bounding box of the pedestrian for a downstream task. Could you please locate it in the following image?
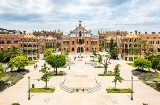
[34,64,36,70]
[36,64,38,69]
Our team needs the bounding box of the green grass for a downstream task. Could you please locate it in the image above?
[29,88,55,93]
[28,61,39,66]
[58,66,67,68]
[90,60,98,62]
[98,73,115,76]
[127,63,135,67]
[94,66,104,68]
[106,88,133,93]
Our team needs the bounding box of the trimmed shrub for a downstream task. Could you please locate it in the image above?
[106,88,133,93]
[94,66,104,68]
[98,73,114,76]
[12,103,20,105]
[29,88,55,93]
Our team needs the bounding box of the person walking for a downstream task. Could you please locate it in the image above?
[34,64,36,70]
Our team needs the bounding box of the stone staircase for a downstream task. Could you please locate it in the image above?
[89,85,101,93]
[60,86,72,93]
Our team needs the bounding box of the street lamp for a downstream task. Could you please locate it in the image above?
[131,74,133,100]
[28,76,30,100]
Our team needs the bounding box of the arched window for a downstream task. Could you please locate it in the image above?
[24,44,27,47]
[72,48,74,51]
[33,44,36,47]
[28,44,32,47]
[86,48,89,51]
[79,31,82,37]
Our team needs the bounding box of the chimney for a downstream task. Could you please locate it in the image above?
[135,30,137,35]
[138,32,141,34]
[145,32,147,34]
[152,32,156,34]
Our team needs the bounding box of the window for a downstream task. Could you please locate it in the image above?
[158,47,160,52]
[28,44,32,47]
[72,41,74,44]
[72,48,74,51]
[57,35,61,40]
[79,31,82,37]
[14,41,18,44]
[7,41,11,44]
[86,48,89,51]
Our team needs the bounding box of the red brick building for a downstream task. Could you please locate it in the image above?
[61,21,99,53]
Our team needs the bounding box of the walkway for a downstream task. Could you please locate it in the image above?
[0,54,160,105]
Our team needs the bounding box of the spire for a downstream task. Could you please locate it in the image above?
[79,21,82,26]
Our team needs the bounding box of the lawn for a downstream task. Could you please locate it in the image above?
[28,61,39,66]
[98,73,114,76]
[106,88,133,93]
[94,66,104,68]
[127,63,135,67]
[29,88,55,93]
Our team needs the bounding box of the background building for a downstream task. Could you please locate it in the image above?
[61,21,99,54]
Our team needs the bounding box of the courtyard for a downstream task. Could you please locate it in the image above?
[0,53,160,105]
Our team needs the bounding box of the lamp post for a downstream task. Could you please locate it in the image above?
[131,74,133,100]
[28,76,30,100]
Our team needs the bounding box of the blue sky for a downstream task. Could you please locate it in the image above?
[0,0,160,34]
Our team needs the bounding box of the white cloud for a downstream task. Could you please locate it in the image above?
[0,0,160,34]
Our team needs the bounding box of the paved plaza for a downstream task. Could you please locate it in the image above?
[0,54,160,105]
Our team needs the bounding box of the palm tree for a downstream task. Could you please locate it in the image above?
[4,47,24,61]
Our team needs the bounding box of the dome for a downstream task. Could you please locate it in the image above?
[105,37,116,41]
[98,30,105,35]
[124,33,139,39]
[56,29,63,35]
[23,33,37,39]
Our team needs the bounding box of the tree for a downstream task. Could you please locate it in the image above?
[39,63,53,88]
[100,41,104,51]
[134,58,152,70]
[8,56,29,71]
[97,54,102,67]
[0,50,10,63]
[109,38,118,59]
[45,54,66,75]
[4,47,24,61]
[110,49,118,59]
[148,55,160,72]
[92,49,97,57]
[112,64,123,89]
[97,54,109,74]
[137,40,153,58]
[44,48,53,57]
[64,49,69,57]
[0,64,5,79]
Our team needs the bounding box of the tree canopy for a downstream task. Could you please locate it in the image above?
[92,49,97,57]
[45,54,66,74]
[109,38,118,59]
[4,46,24,60]
[134,58,152,70]
[8,56,29,70]
[44,48,53,57]
[148,55,160,72]
[0,64,5,79]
